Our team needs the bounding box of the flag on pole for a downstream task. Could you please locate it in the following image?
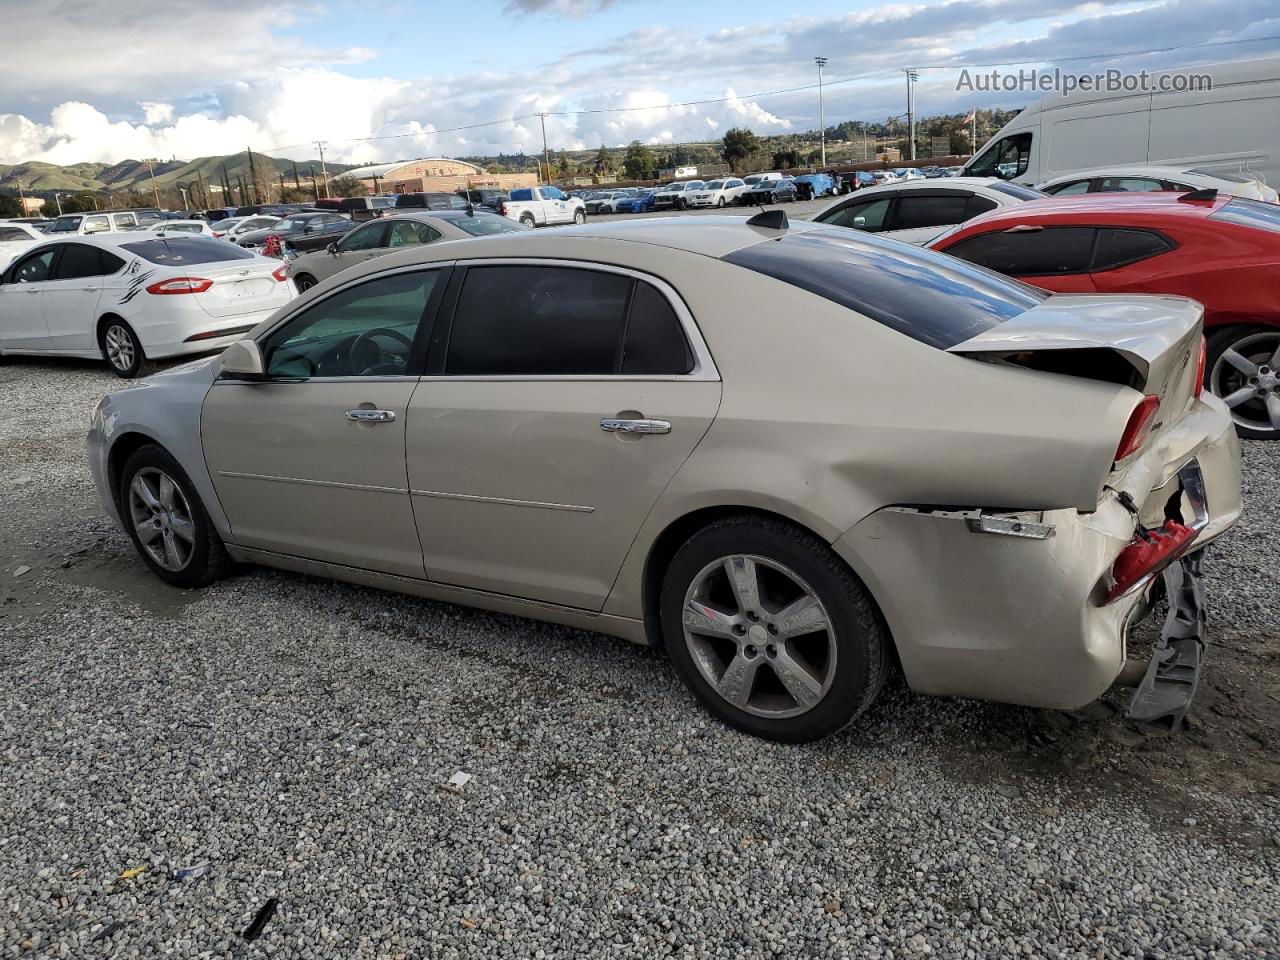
[962,110,976,123]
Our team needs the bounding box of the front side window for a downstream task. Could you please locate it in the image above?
[262,270,440,378]
[968,132,1032,180]
[541,187,566,200]
[337,222,388,252]
[11,248,57,283]
[892,195,971,230]
[818,197,891,232]
[944,226,1097,276]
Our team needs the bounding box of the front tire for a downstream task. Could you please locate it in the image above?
[99,318,146,379]
[119,444,230,587]
[573,209,586,224]
[1206,325,1280,440]
[660,515,888,742]
[716,197,726,208]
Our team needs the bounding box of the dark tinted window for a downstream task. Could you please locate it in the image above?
[893,195,971,230]
[968,132,1032,180]
[966,195,998,218]
[446,266,631,375]
[510,188,533,202]
[944,226,1096,276]
[0,227,30,241]
[53,244,110,280]
[11,249,56,282]
[120,237,254,265]
[818,197,891,231]
[724,227,1046,349]
[1092,229,1173,271]
[263,270,439,378]
[621,282,694,375]
[1210,198,1280,234]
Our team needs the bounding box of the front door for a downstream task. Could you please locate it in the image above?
[406,263,721,611]
[201,266,448,577]
[323,221,389,281]
[0,247,58,351]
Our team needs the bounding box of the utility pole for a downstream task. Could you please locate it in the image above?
[814,57,828,167]
[904,69,919,161]
[537,114,550,184]
[314,141,330,198]
[179,185,189,210]
[146,157,161,209]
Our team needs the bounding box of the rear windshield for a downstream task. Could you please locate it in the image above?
[988,182,1044,200]
[722,227,1047,349]
[448,215,531,236]
[1209,198,1280,234]
[120,237,255,265]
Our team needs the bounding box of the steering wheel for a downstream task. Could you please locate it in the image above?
[349,327,413,376]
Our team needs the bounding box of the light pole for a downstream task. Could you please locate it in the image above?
[537,113,551,185]
[315,141,330,198]
[55,193,64,215]
[814,57,828,167]
[904,69,919,161]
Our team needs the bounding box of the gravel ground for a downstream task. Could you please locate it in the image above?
[1,348,1278,959]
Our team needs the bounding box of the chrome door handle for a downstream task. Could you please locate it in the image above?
[600,418,671,435]
[346,408,396,423]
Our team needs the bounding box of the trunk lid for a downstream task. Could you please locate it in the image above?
[190,260,289,318]
[948,293,1204,443]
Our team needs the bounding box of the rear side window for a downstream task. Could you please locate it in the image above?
[510,188,533,202]
[1210,198,1280,234]
[944,226,1097,276]
[445,266,693,376]
[1092,229,1173,271]
[53,244,111,280]
[724,227,1046,349]
[819,197,891,232]
[893,195,971,230]
[1044,180,1092,195]
[120,237,254,265]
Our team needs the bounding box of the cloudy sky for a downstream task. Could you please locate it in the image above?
[2,0,1277,166]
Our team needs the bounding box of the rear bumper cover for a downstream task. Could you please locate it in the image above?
[831,394,1242,711]
[1129,552,1206,729]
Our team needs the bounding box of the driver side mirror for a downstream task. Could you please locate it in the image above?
[326,241,339,255]
[218,340,266,380]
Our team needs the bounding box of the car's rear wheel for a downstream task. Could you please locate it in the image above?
[294,273,318,292]
[1207,325,1280,440]
[660,515,888,742]
[99,318,146,379]
[520,213,536,227]
[119,444,230,587]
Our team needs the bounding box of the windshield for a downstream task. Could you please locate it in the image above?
[50,216,82,232]
[119,237,256,265]
[704,181,724,190]
[723,225,1046,349]
[210,218,238,230]
[449,215,532,236]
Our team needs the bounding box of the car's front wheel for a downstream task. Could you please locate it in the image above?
[716,197,726,208]
[1207,325,1280,440]
[99,318,146,379]
[661,515,888,742]
[119,444,230,587]
[573,209,586,224]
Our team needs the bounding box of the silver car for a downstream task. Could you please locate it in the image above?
[287,211,530,291]
[87,215,1242,741]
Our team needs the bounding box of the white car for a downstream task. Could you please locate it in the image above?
[209,216,282,242]
[0,233,295,378]
[0,221,44,270]
[812,177,1044,245]
[653,181,705,210]
[149,220,217,237]
[1037,165,1280,203]
[685,179,748,208]
[45,210,145,236]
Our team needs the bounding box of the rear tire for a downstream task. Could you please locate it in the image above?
[99,318,146,379]
[1206,324,1280,440]
[294,273,318,292]
[119,444,230,588]
[660,514,888,742]
[520,213,536,227]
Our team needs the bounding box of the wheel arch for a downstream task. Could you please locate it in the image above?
[106,430,165,513]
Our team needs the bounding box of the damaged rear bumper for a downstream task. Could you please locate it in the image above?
[830,394,1241,712]
[1129,552,1206,730]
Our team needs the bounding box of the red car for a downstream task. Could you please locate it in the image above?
[931,192,1280,439]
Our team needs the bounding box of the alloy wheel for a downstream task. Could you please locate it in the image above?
[1211,331,1280,437]
[104,324,135,373]
[681,554,837,718]
[128,467,196,572]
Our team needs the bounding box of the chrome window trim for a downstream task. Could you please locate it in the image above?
[439,256,720,382]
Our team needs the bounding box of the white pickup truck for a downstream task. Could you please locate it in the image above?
[498,186,586,227]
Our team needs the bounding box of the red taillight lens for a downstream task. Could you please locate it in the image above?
[1193,335,1207,399]
[272,265,289,282]
[498,202,508,215]
[146,277,213,295]
[1105,521,1196,603]
[1114,395,1160,461]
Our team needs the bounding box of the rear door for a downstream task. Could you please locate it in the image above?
[405,261,721,611]
[202,266,449,576]
[42,243,121,351]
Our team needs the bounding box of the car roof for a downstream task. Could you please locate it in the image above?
[1037,165,1215,185]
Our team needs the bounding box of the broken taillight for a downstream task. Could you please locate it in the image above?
[1193,336,1207,399]
[1114,395,1161,461]
[1105,521,1196,603]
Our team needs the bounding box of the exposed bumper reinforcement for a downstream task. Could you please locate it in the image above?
[1128,550,1206,731]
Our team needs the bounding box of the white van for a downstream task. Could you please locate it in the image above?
[965,55,1280,188]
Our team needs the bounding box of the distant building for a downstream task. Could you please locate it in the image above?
[19,196,45,216]
[337,158,537,194]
